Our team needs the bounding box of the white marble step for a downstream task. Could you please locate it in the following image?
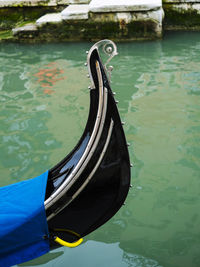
[36,4,89,26]
[12,23,37,35]
[29,0,164,29]
[89,0,162,13]
[61,4,89,20]
[36,13,62,26]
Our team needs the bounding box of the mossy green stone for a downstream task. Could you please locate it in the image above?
[0,6,63,30]
[164,3,200,29]
[33,20,161,42]
[0,30,13,41]
[0,5,162,42]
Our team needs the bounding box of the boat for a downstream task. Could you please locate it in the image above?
[0,40,131,266]
[46,39,131,247]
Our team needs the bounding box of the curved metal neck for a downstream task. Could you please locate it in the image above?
[87,40,118,88]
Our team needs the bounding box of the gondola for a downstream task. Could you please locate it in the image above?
[0,40,131,266]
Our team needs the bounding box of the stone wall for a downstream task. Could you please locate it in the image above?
[0,0,90,30]
[163,0,200,29]
[1,0,200,42]
[2,0,164,42]
[0,0,90,7]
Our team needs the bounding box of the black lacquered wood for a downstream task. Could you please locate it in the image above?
[46,46,131,247]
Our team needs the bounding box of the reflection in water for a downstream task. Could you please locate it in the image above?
[0,43,89,186]
[34,62,66,95]
[1,33,200,267]
[88,32,200,267]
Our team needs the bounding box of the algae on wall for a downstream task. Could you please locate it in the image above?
[14,17,162,43]
[0,30,13,41]
[0,6,64,30]
[2,0,200,42]
[163,2,200,30]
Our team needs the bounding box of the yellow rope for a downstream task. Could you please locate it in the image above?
[54,236,83,248]
[53,228,83,248]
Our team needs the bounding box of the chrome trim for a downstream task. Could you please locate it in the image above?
[72,120,114,199]
[87,40,118,88]
[45,61,107,210]
[47,119,114,221]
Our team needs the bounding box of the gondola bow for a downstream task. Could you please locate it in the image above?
[45,40,131,246]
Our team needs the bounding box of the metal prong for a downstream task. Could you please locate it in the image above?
[130,163,133,167]
[112,92,116,95]
[115,100,119,104]
[86,51,89,54]
[122,122,125,125]
[123,203,126,206]
[127,143,130,146]
[88,86,91,89]
[87,74,90,78]
[130,184,133,188]
[84,63,87,66]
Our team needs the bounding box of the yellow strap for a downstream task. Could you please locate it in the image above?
[54,236,83,248]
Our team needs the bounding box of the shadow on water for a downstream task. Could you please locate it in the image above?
[1,33,200,267]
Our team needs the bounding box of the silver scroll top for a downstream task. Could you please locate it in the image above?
[86,40,118,88]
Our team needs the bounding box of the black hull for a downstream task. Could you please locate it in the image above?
[44,40,131,247]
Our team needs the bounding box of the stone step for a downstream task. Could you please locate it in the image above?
[61,4,89,20]
[35,4,90,26]
[12,0,164,41]
[36,13,62,26]
[89,0,162,13]
[12,23,37,35]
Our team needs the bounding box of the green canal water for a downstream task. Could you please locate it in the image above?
[0,32,200,267]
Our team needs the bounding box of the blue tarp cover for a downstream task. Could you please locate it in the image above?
[0,171,50,266]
